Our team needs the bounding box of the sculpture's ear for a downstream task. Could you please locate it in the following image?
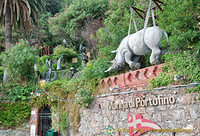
[111,50,117,53]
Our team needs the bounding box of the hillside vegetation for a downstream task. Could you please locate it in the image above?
[0,0,199,133]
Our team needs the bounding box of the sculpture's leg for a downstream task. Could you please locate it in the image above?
[125,51,141,69]
[150,48,162,64]
[133,56,141,69]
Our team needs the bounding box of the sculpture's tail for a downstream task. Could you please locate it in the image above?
[162,30,169,47]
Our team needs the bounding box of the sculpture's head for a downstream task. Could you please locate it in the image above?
[105,60,120,72]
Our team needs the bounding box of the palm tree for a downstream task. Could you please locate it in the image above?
[0,0,45,82]
[0,0,45,45]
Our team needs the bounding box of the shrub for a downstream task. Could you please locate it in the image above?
[150,73,173,88]
[98,45,117,60]
[58,113,70,132]
[38,65,48,76]
[1,40,38,81]
[80,58,114,81]
[53,45,77,62]
[1,82,37,101]
[53,45,76,56]
[76,89,94,108]
[150,51,200,88]
[40,55,51,64]
[0,66,4,81]
[157,0,200,50]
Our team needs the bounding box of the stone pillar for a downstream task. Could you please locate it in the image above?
[30,108,39,136]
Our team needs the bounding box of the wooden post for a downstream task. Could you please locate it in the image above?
[48,46,50,56]
[45,46,47,55]
[41,45,43,56]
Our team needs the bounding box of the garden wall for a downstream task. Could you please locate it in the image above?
[77,88,200,136]
[77,64,200,136]
[0,122,29,136]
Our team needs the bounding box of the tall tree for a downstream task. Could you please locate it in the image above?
[44,0,62,15]
[48,0,109,52]
[0,0,45,82]
[157,0,200,51]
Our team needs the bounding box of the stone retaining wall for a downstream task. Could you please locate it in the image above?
[0,122,29,136]
[77,88,200,136]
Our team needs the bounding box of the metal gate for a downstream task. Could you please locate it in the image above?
[38,106,52,136]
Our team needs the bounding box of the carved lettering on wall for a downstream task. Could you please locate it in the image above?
[108,96,176,111]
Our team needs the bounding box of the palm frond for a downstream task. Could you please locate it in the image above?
[0,0,45,33]
[22,0,31,15]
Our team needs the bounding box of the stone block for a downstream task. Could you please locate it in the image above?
[82,109,89,116]
[158,105,170,111]
[146,107,155,113]
[189,108,198,120]
[94,113,103,123]
[106,96,115,101]
[137,107,146,114]
[143,114,152,120]
[183,95,192,105]
[90,120,98,128]
[103,117,109,126]
[172,110,185,121]
[153,113,162,122]
[183,124,194,130]
[197,120,200,131]
[108,115,114,122]
[113,115,119,123]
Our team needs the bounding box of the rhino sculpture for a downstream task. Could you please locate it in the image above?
[105,0,169,72]
[105,26,169,72]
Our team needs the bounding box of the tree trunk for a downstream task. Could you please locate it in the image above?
[3,4,12,83]
[5,4,12,47]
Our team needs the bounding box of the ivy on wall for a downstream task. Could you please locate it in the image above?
[0,102,31,128]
